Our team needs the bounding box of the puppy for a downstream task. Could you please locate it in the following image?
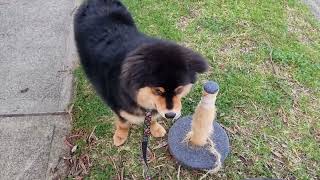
[74,0,208,146]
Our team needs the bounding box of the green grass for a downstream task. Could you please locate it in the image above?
[71,0,320,179]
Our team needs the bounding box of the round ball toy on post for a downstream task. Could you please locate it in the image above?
[168,81,230,173]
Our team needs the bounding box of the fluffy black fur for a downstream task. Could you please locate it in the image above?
[74,0,208,119]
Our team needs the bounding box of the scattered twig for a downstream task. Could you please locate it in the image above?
[83,154,91,167]
[67,103,74,115]
[219,124,236,135]
[75,169,83,176]
[147,147,156,163]
[166,173,173,180]
[157,157,166,161]
[273,157,284,164]
[153,141,168,150]
[64,138,74,149]
[120,167,124,180]
[75,176,83,180]
[87,126,97,144]
[67,103,74,122]
[71,158,78,175]
[131,175,137,180]
[279,107,288,124]
[68,134,82,139]
[177,165,181,180]
[50,157,63,174]
[249,100,258,111]
[267,45,278,76]
[108,155,120,180]
[78,159,87,174]
[154,164,165,169]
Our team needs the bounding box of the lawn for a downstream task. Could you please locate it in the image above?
[70,0,320,179]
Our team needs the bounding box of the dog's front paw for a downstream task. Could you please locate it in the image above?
[113,129,129,146]
[150,122,166,137]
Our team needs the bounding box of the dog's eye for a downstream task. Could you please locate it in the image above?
[153,88,164,96]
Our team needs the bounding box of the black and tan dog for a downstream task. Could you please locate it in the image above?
[74,0,208,146]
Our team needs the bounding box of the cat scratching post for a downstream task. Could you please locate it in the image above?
[168,81,230,170]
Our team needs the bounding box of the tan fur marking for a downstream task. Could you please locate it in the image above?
[136,84,192,119]
[113,118,130,146]
[136,87,157,109]
[119,110,144,124]
[154,95,182,118]
[172,96,182,111]
[155,96,167,111]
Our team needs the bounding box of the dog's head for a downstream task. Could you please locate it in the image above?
[121,41,208,119]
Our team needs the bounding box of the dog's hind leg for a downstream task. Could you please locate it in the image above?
[113,117,130,146]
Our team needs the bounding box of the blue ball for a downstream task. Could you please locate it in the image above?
[204,81,219,94]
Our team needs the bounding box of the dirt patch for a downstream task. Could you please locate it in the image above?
[219,37,257,55]
[176,8,202,31]
[63,129,97,179]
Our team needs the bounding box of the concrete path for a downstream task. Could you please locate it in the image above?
[0,0,77,179]
[304,0,320,20]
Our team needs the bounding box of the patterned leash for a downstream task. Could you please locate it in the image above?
[142,110,152,180]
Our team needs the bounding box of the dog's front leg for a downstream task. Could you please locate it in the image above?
[150,114,166,138]
[113,118,130,146]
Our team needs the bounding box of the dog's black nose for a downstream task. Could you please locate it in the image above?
[165,112,176,119]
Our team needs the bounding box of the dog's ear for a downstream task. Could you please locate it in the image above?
[120,47,147,90]
[121,54,144,81]
[187,51,209,73]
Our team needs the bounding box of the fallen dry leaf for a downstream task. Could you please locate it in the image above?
[71,145,78,153]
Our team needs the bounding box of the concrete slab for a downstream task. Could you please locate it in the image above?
[0,0,76,115]
[0,115,70,180]
[304,0,320,20]
[46,115,72,180]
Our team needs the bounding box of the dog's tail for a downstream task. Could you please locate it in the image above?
[82,0,119,13]
[75,0,134,25]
